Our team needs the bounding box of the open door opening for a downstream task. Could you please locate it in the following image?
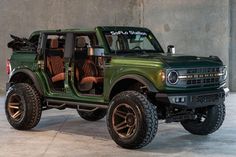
[73,33,104,95]
[45,34,66,91]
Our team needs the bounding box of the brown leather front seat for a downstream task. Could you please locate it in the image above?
[80,58,103,83]
[76,58,103,92]
[75,36,103,91]
[47,38,65,82]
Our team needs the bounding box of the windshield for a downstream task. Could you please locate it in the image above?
[103,30,163,54]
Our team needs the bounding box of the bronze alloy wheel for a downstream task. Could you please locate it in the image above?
[107,91,158,149]
[7,94,24,121]
[5,83,42,130]
[112,103,138,139]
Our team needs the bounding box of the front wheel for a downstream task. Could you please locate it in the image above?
[181,103,225,135]
[107,91,158,149]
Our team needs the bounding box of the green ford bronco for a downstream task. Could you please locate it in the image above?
[6,26,229,149]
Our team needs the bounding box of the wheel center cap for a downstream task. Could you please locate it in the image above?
[126,114,135,126]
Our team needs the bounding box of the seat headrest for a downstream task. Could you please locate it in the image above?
[76,37,86,48]
[50,38,58,49]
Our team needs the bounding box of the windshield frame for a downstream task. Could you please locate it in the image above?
[100,27,164,55]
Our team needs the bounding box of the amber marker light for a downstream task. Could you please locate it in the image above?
[159,71,166,82]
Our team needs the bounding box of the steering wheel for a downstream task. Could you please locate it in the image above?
[131,46,142,50]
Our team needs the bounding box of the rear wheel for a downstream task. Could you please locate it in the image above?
[107,91,158,149]
[5,83,42,130]
[181,103,225,135]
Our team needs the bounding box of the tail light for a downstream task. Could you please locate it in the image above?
[6,59,11,75]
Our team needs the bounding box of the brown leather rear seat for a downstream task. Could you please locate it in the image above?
[47,38,65,82]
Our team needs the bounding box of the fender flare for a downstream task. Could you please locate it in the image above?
[9,68,43,95]
[108,74,158,98]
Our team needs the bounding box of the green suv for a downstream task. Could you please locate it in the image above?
[5,26,228,149]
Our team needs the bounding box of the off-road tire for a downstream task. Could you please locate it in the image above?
[181,103,225,135]
[77,108,107,121]
[5,83,42,130]
[107,91,158,149]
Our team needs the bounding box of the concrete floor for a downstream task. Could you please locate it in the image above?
[0,94,235,157]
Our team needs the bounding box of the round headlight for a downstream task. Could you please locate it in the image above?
[167,70,179,84]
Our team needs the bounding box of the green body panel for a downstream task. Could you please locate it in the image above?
[103,56,165,100]
[157,54,223,68]
[103,54,224,97]
[8,26,226,106]
[10,51,37,71]
[10,52,105,104]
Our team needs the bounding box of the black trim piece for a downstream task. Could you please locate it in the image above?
[156,88,226,109]
[109,74,158,94]
[46,98,108,109]
[9,69,43,95]
[6,82,12,92]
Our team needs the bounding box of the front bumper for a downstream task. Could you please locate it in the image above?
[156,88,229,108]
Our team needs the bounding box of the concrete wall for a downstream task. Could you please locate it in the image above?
[0,0,141,92]
[143,0,230,89]
[0,0,232,92]
[143,0,229,64]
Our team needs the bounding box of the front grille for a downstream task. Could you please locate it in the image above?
[186,77,220,86]
[166,66,226,88]
[187,67,220,74]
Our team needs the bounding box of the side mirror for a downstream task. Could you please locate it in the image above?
[167,45,175,55]
[88,47,105,56]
